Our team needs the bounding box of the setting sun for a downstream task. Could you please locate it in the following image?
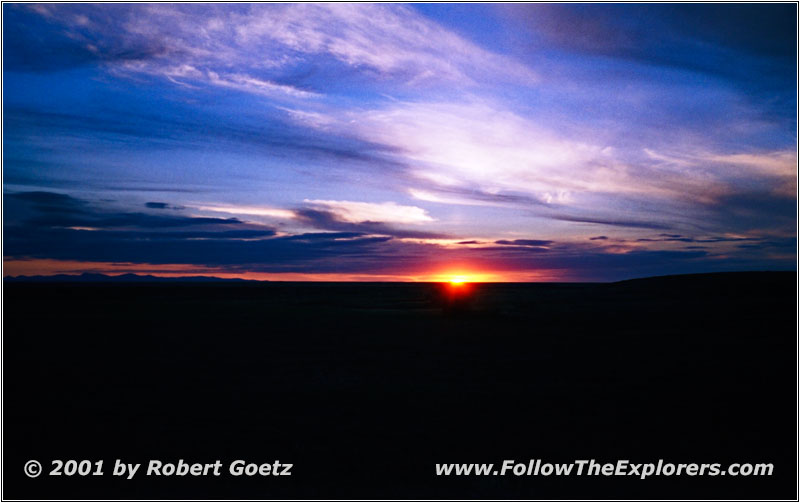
[427,270,500,283]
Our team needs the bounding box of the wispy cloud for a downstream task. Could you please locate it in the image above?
[282,96,795,238]
[226,3,537,85]
[303,199,434,225]
[193,200,435,230]
[289,100,615,204]
[16,3,536,95]
[194,204,296,220]
[499,3,795,88]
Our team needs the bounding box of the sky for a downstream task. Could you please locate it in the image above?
[3,3,797,282]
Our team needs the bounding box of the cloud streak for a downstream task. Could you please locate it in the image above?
[10,3,536,93]
[4,192,794,281]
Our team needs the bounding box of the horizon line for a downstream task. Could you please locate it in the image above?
[3,270,795,285]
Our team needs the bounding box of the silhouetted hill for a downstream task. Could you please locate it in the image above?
[3,272,259,283]
[617,270,794,284]
[614,270,794,292]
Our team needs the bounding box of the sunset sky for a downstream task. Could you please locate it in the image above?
[3,3,796,281]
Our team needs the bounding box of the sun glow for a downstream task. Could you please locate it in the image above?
[428,270,498,283]
[440,273,478,307]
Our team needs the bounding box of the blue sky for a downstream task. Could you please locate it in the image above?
[3,3,796,281]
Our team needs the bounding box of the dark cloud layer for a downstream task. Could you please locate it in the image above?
[495,239,554,247]
[4,191,794,280]
[4,192,393,273]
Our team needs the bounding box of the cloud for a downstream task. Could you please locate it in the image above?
[290,99,666,218]
[346,101,607,197]
[704,150,797,178]
[501,3,795,88]
[309,99,783,197]
[3,6,167,73]
[644,147,797,199]
[145,202,185,210]
[198,69,320,98]
[303,199,434,225]
[408,186,547,208]
[550,214,673,230]
[7,191,446,248]
[3,105,403,174]
[706,191,796,233]
[4,191,794,281]
[701,151,797,198]
[284,97,795,238]
[293,208,447,240]
[495,239,554,247]
[192,200,439,236]
[4,4,795,279]
[5,191,248,231]
[226,3,537,85]
[7,191,88,212]
[4,191,399,272]
[634,233,762,244]
[194,204,296,220]
[13,3,536,93]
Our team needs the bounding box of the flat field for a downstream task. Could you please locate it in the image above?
[3,272,795,499]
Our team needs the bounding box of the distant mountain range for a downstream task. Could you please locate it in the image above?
[2,270,793,284]
[3,273,260,283]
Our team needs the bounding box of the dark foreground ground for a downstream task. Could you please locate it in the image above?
[3,271,796,499]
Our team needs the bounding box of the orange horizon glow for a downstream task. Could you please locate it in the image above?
[427,270,502,283]
[3,258,566,283]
